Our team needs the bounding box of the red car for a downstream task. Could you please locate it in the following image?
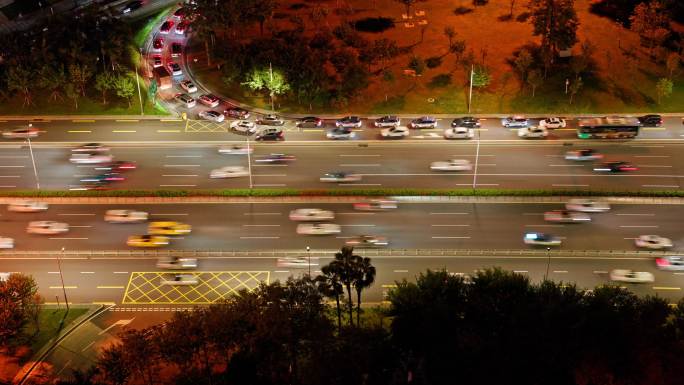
[593,161,638,172]
[159,20,174,34]
[153,38,164,51]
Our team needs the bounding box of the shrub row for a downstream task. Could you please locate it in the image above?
[0,189,682,198]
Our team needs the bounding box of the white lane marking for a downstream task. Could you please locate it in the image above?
[80,271,95,274]
[616,213,655,216]
[359,172,684,178]
[253,184,287,187]
[242,224,280,227]
[339,183,382,186]
[0,165,24,168]
[98,318,135,336]
[630,145,664,148]
[545,155,564,157]
[159,184,197,187]
[478,164,497,166]
[552,184,589,187]
[58,213,96,216]
[163,164,201,167]
[48,272,60,274]
[432,236,471,239]
[524,224,565,227]
[162,175,199,177]
[635,155,670,158]
[335,236,355,239]
[643,184,678,188]
[339,154,381,157]
[81,341,95,353]
[70,225,92,228]
[593,270,608,274]
[549,164,583,167]
[244,213,281,216]
[274,270,290,273]
[623,237,638,240]
[150,213,188,216]
[393,270,409,273]
[674,273,684,275]
[166,155,202,158]
[0,155,28,158]
[513,270,528,273]
[49,237,88,240]
[340,224,375,227]
[620,225,659,228]
[252,174,287,177]
[338,164,381,167]
[452,154,495,157]
[429,212,468,215]
[431,224,470,227]
[113,271,129,274]
[553,270,568,273]
[639,165,672,168]
[455,183,500,186]
[0,176,20,178]
[252,164,288,167]
[0,185,17,188]
[240,236,280,239]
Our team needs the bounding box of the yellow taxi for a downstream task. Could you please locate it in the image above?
[148,221,192,236]
[127,234,169,248]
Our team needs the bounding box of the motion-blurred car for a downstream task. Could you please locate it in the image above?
[80,173,124,183]
[538,117,566,129]
[501,116,529,128]
[71,182,110,191]
[345,235,389,247]
[565,199,610,213]
[381,126,409,138]
[69,153,114,164]
[156,257,197,269]
[430,159,472,171]
[518,126,548,138]
[159,20,174,34]
[335,116,362,128]
[171,43,182,57]
[224,108,250,120]
[593,161,637,172]
[296,116,323,128]
[179,80,197,93]
[174,21,189,35]
[523,232,561,246]
[219,145,252,155]
[319,172,362,183]
[634,235,672,250]
[254,154,296,163]
[161,274,198,285]
[655,256,684,271]
[255,127,284,141]
[127,234,169,247]
[637,114,662,127]
[444,126,474,139]
[198,94,220,108]
[353,199,397,211]
[26,221,69,235]
[296,223,341,235]
[544,210,591,223]
[230,120,256,134]
[564,149,603,161]
[0,237,14,249]
[199,110,224,123]
[148,221,191,235]
[152,55,163,68]
[73,143,109,153]
[409,116,438,129]
[276,256,320,268]
[8,200,48,213]
[104,209,148,223]
[374,115,400,128]
[210,166,249,178]
[257,114,285,126]
[95,161,136,172]
[451,117,480,128]
[173,6,186,19]
[327,127,355,140]
[289,208,335,221]
[2,126,40,139]
[609,269,654,283]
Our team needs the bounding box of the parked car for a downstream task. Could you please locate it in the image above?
[335,116,362,128]
[224,108,250,119]
[174,93,196,108]
[381,126,409,138]
[199,110,225,123]
[444,126,474,139]
[167,62,182,76]
[374,115,400,128]
[451,116,480,128]
[409,116,438,129]
[296,116,323,128]
[538,117,566,129]
[501,116,528,128]
[159,20,174,34]
[198,94,220,107]
[230,120,256,134]
[255,127,284,141]
[327,127,355,140]
[518,126,548,138]
[257,114,285,126]
[179,80,197,93]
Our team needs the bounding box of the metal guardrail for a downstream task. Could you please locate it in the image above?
[0,249,672,259]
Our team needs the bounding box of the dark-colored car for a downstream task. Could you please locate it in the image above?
[257,114,285,126]
[173,7,186,19]
[225,108,250,119]
[593,161,638,172]
[122,0,142,14]
[255,128,284,141]
[171,43,182,57]
[159,20,174,34]
[451,116,481,128]
[95,161,137,173]
[254,154,296,163]
[297,116,323,128]
[374,115,400,128]
[638,114,662,127]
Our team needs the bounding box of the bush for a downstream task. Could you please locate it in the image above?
[425,56,442,69]
[516,11,531,22]
[453,6,473,15]
[428,73,452,88]
[354,17,395,33]
[289,3,307,10]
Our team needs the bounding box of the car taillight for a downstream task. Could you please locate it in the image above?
[655,258,668,267]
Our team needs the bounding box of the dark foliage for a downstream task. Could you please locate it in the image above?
[591,0,684,26]
[354,17,395,33]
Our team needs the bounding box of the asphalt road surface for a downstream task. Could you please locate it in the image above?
[0,141,681,190]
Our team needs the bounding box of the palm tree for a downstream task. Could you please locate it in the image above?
[330,246,361,327]
[316,264,345,332]
[353,256,376,326]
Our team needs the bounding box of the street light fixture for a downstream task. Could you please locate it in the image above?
[57,247,69,312]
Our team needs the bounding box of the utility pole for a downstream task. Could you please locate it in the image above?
[57,247,69,312]
[269,62,275,111]
[306,246,311,276]
[136,48,144,116]
[544,247,551,281]
[468,65,474,113]
[27,124,40,189]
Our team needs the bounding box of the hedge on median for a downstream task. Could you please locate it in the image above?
[0,188,681,198]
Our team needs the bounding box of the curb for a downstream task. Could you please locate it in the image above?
[14,304,106,385]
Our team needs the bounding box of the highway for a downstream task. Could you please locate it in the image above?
[0,141,681,190]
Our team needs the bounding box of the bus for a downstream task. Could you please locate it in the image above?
[577,116,640,139]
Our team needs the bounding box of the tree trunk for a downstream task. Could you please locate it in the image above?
[102,90,107,105]
[509,0,515,17]
[335,294,342,332]
[345,283,353,326]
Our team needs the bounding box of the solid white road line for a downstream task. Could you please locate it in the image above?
[593,270,608,274]
[513,270,528,273]
[253,184,287,187]
[150,213,188,216]
[643,184,678,188]
[635,155,670,158]
[339,154,381,157]
[338,212,375,215]
[553,271,568,273]
[549,164,583,167]
[340,224,375,227]
[616,213,655,216]
[639,165,672,168]
[80,271,95,274]
[0,165,24,168]
[166,155,202,158]
[524,224,565,227]
[393,270,409,273]
[455,183,500,186]
[552,184,589,187]
[338,164,381,167]
[163,164,201,167]
[252,174,287,177]
[113,272,129,274]
[431,224,470,227]
[252,164,288,167]
[274,270,290,273]
[49,237,88,240]
[340,183,382,186]
[70,225,92,228]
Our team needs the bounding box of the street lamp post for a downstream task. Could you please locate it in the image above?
[544,247,551,281]
[135,48,144,116]
[57,247,69,312]
[306,246,311,276]
[26,124,40,189]
[468,65,474,114]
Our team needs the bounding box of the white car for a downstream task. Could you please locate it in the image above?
[276,256,320,268]
[523,232,561,246]
[2,127,40,139]
[156,257,198,270]
[543,210,591,223]
[160,274,198,286]
[199,110,225,123]
[430,159,472,171]
[538,117,566,129]
[609,269,654,283]
[381,126,409,138]
[564,149,603,161]
[327,128,355,140]
[230,120,257,134]
[218,145,252,155]
[8,200,48,213]
[444,126,474,139]
[374,116,400,128]
[655,256,684,271]
[26,221,69,235]
[104,209,148,223]
[296,223,341,235]
[634,235,673,250]
[501,116,529,128]
[565,199,610,213]
[179,80,197,93]
[210,166,249,178]
[319,172,362,183]
[0,237,14,249]
[289,208,335,221]
[518,126,548,138]
[69,153,113,164]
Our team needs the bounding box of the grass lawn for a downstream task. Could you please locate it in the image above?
[24,308,89,354]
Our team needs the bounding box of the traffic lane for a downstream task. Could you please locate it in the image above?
[0,202,682,251]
